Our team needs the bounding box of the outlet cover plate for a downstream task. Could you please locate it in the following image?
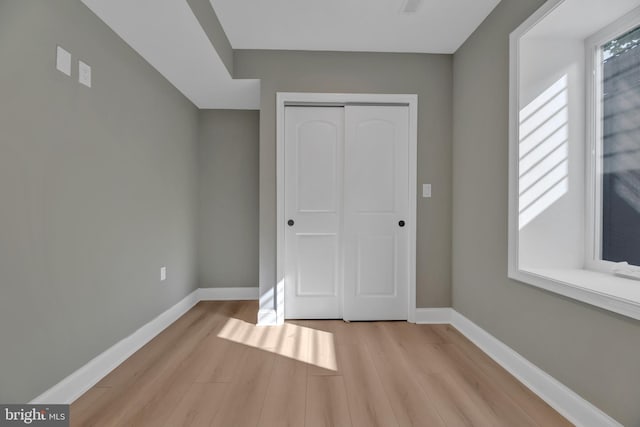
[56,46,71,76]
[79,60,91,87]
[422,184,432,198]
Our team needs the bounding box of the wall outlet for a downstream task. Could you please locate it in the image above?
[160,267,167,282]
[56,46,71,76]
[78,60,91,87]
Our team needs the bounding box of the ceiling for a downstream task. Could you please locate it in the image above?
[82,0,502,109]
[211,0,501,54]
[81,0,260,109]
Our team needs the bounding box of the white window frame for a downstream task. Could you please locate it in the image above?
[508,0,640,322]
[585,7,640,274]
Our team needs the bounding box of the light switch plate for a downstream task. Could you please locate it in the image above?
[422,184,432,198]
[160,267,167,282]
[78,60,91,87]
[56,46,71,76]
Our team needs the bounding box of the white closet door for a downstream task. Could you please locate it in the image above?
[343,106,410,320]
[284,107,343,319]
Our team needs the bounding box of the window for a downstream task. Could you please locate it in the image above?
[509,0,640,321]
[587,16,640,275]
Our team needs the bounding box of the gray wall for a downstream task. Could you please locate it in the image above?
[198,110,259,287]
[235,50,453,309]
[0,0,199,403]
[452,0,640,425]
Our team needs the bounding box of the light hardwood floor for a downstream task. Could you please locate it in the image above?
[71,301,572,426]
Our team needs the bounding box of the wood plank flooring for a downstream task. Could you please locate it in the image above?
[71,301,572,426]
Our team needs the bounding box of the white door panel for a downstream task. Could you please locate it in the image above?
[350,119,397,213]
[284,105,410,321]
[296,234,338,296]
[344,106,409,320]
[357,234,397,296]
[284,107,343,319]
[296,121,338,213]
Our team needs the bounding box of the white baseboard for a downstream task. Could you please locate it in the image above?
[257,309,281,326]
[414,307,453,324]
[30,290,622,426]
[198,286,259,301]
[31,287,259,405]
[30,290,200,405]
[450,311,622,427]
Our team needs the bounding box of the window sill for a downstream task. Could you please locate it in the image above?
[511,268,640,321]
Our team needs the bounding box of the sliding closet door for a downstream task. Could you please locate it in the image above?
[284,107,344,319]
[343,106,410,320]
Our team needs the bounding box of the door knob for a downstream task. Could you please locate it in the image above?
[288,219,295,227]
[399,220,406,227]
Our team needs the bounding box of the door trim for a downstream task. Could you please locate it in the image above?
[276,92,418,324]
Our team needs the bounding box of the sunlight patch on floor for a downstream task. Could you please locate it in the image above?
[217,317,338,371]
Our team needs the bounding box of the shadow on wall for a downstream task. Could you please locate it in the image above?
[519,75,569,229]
